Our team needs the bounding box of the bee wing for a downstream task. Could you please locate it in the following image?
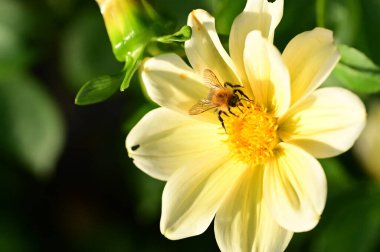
[188,99,217,115]
[203,69,223,89]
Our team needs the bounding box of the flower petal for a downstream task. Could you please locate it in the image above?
[264,143,327,232]
[244,30,290,117]
[230,0,283,86]
[161,154,247,240]
[141,53,218,122]
[215,166,293,252]
[185,9,241,86]
[354,102,380,181]
[282,28,340,105]
[126,107,226,181]
[279,87,366,158]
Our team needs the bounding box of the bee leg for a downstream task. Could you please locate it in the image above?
[222,111,229,117]
[225,82,243,88]
[228,107,238,117]
[234,89,251,101]
[218,111,227,132]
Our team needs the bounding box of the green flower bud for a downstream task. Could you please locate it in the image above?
[96,0,152,62]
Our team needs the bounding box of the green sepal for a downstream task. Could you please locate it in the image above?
[120,45,145,91]
[154,25,192,44]
[75,72,124,105]
[332,44,380,94]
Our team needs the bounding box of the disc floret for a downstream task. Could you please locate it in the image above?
[224,103,279,166]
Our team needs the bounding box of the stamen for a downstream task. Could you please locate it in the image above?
[223,102,279,166]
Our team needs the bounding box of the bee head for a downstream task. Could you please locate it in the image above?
[229,94,240,107]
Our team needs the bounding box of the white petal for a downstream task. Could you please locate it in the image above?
[244,0,283,42]
[230,0,283,86]
[279,87,366,158]
[141,53,218,123]
[126,108,226,181]
[215,166,293,252]
[244,31,290,117]
[161,155,247,240]
[185,9,241,86]
[264,143,327,232]
[282,28,340,105]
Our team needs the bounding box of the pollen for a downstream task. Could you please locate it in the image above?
[223,103,279,166]
[179,73,187,79]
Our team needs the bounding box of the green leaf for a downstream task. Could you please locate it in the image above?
[339,44,380,71]
[75,73,124,105]
[0,74,65,178]
[154,25,192,44]
[331,44,380,94]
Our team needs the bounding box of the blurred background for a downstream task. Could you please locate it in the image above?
[0,0,380,251]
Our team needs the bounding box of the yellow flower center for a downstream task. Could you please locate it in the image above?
[223,103,279,166]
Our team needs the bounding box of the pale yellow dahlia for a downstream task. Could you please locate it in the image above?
[126,0,366,251]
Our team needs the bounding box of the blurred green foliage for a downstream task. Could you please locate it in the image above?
[0,74,65,177]
[0,0,379,251]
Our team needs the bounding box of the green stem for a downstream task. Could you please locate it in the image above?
[316,0,326,27]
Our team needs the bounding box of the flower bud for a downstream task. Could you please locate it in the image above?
[354,102,380,182]
[96,0,152,62]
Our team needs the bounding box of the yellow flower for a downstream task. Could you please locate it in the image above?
[126,0,366,251]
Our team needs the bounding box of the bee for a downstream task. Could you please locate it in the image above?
[189,69,250,129]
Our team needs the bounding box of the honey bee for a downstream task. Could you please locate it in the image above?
[189,69,250,129]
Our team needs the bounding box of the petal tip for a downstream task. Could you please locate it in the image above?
[159,216,198,241]
[188,9,211,32]
[280,212,321,233]
[160,225,177,240]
